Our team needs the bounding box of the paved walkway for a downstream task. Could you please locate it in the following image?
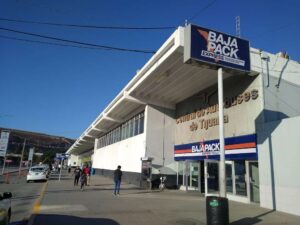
[29,173,300,225]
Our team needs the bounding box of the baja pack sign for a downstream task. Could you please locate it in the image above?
[174,134,257,161]
[184,24,250,72]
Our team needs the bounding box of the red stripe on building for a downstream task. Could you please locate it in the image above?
[225,142,256,150]
[175,149,192,154]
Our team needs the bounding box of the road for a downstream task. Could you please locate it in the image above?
[2,169,300,225]
[0,170,46,225]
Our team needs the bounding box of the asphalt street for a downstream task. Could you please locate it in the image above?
[0,170,45,225]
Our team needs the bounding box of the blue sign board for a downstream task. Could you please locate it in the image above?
[184,24,251,72]
[174,134,257,161]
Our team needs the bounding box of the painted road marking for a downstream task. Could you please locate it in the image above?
[27,181,48,225]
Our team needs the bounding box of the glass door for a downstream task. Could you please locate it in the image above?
[190,161,201,191]
[205,160,219,195]
[225,161,233,194]
[248,161,260,203]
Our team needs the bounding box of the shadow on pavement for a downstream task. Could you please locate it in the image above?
[45,187,141,194]
[230,217,261,225]
[32,214,120,225]
[230,210,275,225]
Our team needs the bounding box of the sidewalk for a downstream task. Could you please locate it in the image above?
[30,173,300,225]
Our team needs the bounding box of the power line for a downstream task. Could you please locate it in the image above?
[0,35,117,51]
[0,27,156,54]
[0,17,175,30]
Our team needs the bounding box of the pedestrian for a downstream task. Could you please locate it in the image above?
[80,172,87,191]
[58,163,61,173]
[113,165,122,195]
[83,165,90,186]
[87,166,92,186]
[73,166,81,186]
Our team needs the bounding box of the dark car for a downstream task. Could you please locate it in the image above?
[0,192,12,225]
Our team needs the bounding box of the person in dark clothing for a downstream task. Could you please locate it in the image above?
[80,172,87,191]
[113,165,122,195]
[73,166,81,186]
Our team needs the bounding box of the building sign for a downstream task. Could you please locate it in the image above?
[176,89,258,132]
[184,24,251,72]
[174,134,257,160]
[55,153,68,160]
[0,131,10,157]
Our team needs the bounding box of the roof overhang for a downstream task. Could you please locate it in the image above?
[67,25,260,155]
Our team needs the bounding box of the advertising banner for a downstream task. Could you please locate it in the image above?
[184,24,250,72]
[28,147,34,161]
[0,131,10,157]
[174,134,257,161]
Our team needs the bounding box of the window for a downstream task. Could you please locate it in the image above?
[139,113,144,134]
[96,111,145,149]
[129,118,134,137]
[134,115,139,135]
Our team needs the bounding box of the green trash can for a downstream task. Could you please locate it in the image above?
[206,196,229,225]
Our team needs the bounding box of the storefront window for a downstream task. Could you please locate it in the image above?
[235,160,247,196]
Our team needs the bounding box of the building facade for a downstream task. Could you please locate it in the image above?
[67,25,300,216]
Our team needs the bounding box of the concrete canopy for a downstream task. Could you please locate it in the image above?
[67,25,251,155]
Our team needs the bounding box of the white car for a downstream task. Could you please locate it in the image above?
[27,166,48,183]
[0,192,12,225]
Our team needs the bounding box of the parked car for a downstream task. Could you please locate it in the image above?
[39,164,50,175]
[27,166,48,183]
[0,192,12,225]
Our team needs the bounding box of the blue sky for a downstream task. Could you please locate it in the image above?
[0,0,299,139]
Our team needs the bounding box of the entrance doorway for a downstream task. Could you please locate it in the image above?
[205,160,219,195]
[177,161,204,192]
[247,161,260,203]
[203,160,260,203]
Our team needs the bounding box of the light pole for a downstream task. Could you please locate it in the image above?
[218,67,226,198]
[18,139,26,177]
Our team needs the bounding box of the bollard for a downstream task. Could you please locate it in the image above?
[206,196,229,225]
[5,173,10,184]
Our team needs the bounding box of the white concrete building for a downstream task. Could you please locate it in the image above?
[66,24,300,216]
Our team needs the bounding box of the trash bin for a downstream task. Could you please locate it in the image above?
[206,196,229,225]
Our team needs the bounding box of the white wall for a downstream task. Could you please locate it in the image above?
[251,49,300,122]
[93,133,146,173]
[68,154,79,167]
[145,105,176,174]
[258,116,300,216]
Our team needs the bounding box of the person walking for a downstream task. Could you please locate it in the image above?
[83,165,90,186]
[80,172,87,191]
[113,165,122,195]
[73,166,81,186]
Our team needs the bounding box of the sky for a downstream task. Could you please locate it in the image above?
[0,0,299,139]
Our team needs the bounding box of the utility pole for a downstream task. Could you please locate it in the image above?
[18,139,26,177]
[1,155,6,174]
[236,16,241,38]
